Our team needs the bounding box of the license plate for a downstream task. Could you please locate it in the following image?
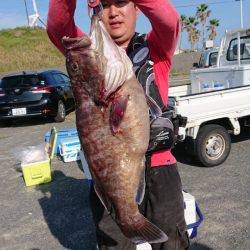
[12,108,27,116]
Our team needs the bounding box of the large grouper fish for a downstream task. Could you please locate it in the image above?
[62,14,168,244]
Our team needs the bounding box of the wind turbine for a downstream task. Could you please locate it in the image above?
[23,0,29,26]
[28,0,46,27]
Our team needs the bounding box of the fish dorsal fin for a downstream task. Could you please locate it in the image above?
[136,169,145,205]
[145,95,162,119]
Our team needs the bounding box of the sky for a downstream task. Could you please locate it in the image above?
[0,0,249,49]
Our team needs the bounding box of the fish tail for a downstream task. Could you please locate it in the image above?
[119,214,168,245]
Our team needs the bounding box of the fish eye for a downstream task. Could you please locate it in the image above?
[71,62,79,72]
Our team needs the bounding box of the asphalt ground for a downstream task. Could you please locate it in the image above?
[0,112,249,250]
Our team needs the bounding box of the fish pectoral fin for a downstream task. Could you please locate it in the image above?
[136,169,145,205]
[93,183,111,213]
[145,95,162,119]
[92,176,112,213]
[110,95,129,134]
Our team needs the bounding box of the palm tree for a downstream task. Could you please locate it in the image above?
[196,4,211,48]
[207,19,220,41]
[185,17,199,50]
[179,15,187,51]
[193,28,201,50]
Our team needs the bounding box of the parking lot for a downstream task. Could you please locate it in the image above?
[0,112,249,250]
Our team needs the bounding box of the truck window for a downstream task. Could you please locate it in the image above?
[227,36,250,61]
[209,52,218,66]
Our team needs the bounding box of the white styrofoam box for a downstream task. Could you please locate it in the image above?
[183,191,196,237]
[60,150,80,163]
[59,138,81,156]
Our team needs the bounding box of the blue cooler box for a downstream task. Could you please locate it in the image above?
[45,128,79,156]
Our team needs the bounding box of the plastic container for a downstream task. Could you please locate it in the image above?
[21,160,52,186]
[183,191,204,239]
[59,137,81,163]
[183,191,196,237]
[44,128,78,156]
[59,138,81,155]
[21,127,57,187]
[59,150,80,163]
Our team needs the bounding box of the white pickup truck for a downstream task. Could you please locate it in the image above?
[169,28,250,167]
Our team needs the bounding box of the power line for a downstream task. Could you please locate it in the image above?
[175,0,236,8]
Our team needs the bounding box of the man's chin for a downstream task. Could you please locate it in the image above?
[109,31,123,40]
[110,33,126,45]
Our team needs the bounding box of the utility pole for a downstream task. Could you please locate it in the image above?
[235,0,244,29]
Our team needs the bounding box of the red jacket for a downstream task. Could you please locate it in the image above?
[47,0,179,166]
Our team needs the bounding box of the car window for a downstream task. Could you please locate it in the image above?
[209,52,218,66]
[44,73,55,86]
[52,74,64,85]
[0,75,43,89]
[59,74,71,85]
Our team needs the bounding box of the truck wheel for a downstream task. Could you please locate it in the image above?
[54,100,66,122]
[195,124,231,167]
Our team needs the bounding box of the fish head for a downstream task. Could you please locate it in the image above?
[62,33,106,104]
[63,14,134,104]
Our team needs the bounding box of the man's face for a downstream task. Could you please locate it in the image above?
[99,0,139,47]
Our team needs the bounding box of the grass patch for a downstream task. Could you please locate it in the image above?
[0,27,64,73]
[0,27,193,78]
[0,135,10,140]
[169,72,190,77]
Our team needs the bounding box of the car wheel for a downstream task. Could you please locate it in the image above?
[54,100,66,122]
[195,124,231,167]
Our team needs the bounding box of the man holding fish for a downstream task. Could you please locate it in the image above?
[47,0,189,249]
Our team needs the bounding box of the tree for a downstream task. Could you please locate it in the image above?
[196,4,211,48]
[207,19,220,41]
[179,15,187,51]
[193,28,201,50]
[186,17,199,50]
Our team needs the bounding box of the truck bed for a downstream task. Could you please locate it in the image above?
[168,84,250,132]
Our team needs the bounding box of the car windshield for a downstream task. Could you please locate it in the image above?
[0,75,44,89]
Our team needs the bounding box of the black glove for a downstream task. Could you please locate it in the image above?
[147,115,175,153]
